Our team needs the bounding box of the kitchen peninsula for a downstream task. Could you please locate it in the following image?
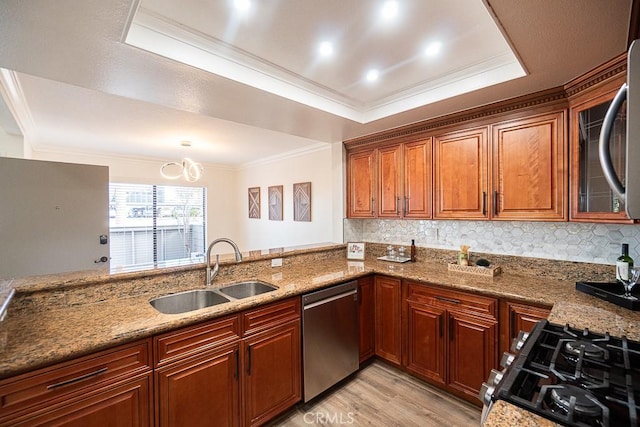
[1,243,638,426]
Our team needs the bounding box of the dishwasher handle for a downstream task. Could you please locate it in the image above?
[303,289,358,310]
[302,281,358,306]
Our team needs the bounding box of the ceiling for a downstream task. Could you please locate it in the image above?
[0,0,633,166]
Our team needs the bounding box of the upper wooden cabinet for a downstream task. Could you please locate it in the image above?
[347,149,376,218]
[491,111,567,221]
[348,139,432,219]
[434,127,488,220]
[569,78,632,223]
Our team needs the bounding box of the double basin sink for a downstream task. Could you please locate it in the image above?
[150,281,277,315]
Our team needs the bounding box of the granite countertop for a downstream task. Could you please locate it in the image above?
[1,245,638,427]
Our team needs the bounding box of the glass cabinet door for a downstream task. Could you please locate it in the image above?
[571,89,631,222]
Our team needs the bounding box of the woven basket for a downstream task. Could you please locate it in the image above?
[447,263,501,277]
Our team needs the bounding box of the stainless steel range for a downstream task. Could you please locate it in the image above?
[479,320,640,426]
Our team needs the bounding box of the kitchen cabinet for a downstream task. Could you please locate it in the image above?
[569,77,632,222]
[347,139,432,219]
[0,340,152,427]
[403,281,498,404]
[347,149,376,218]
[358,275,375,363]
[154,298,301,427]
[374,276,402,366]
[499,300,551,356]
[491,111,567,221]
[433,127,489,219]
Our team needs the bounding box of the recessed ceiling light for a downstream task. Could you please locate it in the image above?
[366,69,380,82]
[233,0,251,12]
[425,41,442,57]
[318,41,334,57]
[380,1,399,20]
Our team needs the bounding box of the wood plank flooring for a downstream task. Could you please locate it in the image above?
[267,361,482,426]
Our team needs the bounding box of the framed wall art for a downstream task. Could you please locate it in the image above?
[293,182,311,222]
[248,187,260,219]
[268,185,283,221]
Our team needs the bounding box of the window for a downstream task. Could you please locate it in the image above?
[108,183,206,273]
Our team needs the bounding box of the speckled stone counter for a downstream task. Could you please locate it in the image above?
[1,243,638,427]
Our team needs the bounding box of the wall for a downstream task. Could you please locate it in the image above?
[0,130,24,157]
[344,218,640,265]
[235,143,341,251]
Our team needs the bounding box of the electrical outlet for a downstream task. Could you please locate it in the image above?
[271,258,283,267]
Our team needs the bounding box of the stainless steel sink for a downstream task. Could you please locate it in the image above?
[217,281,277,299]
[150,289,230,314]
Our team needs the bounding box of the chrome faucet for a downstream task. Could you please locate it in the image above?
[206,238,242,285]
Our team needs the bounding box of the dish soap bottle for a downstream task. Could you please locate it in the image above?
[616,243,634,282]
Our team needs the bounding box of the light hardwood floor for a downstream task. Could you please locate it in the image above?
[268,361,482,426]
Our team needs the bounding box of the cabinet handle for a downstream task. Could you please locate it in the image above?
[371,198,375,215]
[234,348,239,380]
[482,192,487,216]
[493,191,499,214]
[246,346,252,375]
[449,317,454,341]
[435,296,460,304]
[396,197,400,215]
[439,316,443,338]
[403,197,407,216]
[46,367,108,390]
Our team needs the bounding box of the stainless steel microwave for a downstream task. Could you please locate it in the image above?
[599,39,640,219]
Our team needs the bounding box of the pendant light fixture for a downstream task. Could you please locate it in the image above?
[160,141,204,182]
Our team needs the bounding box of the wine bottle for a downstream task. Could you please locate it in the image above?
[410,239,416,262]
[616,243,634,282]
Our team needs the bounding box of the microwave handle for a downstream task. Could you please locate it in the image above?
[598,82,627,201]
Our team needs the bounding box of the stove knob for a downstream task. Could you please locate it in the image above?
[478,382,495,405]
[487,368,504,385]
[500,352,515,369]
[510,331,530,353]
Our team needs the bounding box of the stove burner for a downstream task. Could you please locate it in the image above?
[548,385,603,418]
[564,340,607,361]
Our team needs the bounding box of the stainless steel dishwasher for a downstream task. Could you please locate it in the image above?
[302,280,359,402]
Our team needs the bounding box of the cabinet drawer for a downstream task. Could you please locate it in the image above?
[241,297,300,337]
[0,339,151,419]
[405,281,497,318]
[154,314,240,367]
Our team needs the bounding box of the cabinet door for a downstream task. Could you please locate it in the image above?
[243,320,301,427]
[404,299,446,385]
[434,127,489,219]
[358,276,375,363]
[374,276,402,365]
[7,375,152,427]
[500,301,551,356]
[570,83,632,222]
[404,138,432,218]
[156,344,240,427]
[492,112,567,220]
[447,312,497,400]
[378,144,403,218]
[347,149,376,218]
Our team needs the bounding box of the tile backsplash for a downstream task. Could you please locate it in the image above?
[344,219,640,265]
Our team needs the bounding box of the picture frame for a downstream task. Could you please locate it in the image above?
[268,185,283,221]
[293,181,311,222]
[248,187,260,219]
[347,242,365,260]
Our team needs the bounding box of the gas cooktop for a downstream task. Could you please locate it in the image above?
[481,320,640,427]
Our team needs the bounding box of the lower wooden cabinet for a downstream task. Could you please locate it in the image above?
[358,276,375,363]
[243,320,301,427]
[0,340,153,427]
[374,276,402,366]
[154,297,301,427]
[499,300,551,356]
[155,344,240,427]
[403,281,498,404]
